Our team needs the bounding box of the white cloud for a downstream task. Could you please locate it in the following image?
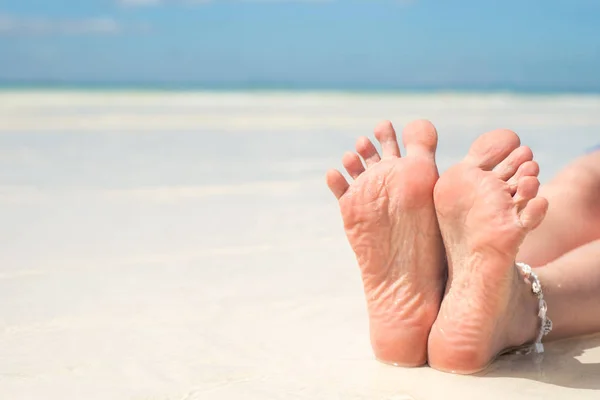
[0,14,121,36]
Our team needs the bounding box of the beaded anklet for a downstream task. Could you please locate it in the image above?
[515,262,553,354]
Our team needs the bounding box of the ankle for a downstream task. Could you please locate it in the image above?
[506,266,541,348]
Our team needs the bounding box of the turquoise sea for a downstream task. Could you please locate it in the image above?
[2,80,600,94]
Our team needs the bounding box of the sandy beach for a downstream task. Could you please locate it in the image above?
[0,91,599,399]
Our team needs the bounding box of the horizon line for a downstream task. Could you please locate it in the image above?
[1,80,600,96]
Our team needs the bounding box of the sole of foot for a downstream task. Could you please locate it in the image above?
[428,129,549,374]
[326,120,446,367]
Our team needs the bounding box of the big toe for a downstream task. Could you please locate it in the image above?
[402,119,438,158]
[465,129,521,170]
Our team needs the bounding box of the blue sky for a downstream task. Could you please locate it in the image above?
[0,0,599,90]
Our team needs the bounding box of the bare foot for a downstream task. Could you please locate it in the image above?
[326,120,445,366]
[428,129,549,374]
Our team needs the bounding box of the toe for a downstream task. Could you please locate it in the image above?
[374,120,401,158]
[326,169,349,199]
[507,161,540,194]
[342,152,366,179]
[402,119,438,158]
[519,197,549,231]
[493,146,534,181]
[514,176,540,211]
[355,136,381,167]
[465,129,521,170]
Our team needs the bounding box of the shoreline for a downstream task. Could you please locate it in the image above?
[1,89,600,102]
[1,83,600,98]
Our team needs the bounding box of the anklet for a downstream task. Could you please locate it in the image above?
[516,262,553,354]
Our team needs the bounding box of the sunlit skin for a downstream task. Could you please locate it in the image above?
[326,120,445,366]
[328,120,600,374]
[427,129,547,373]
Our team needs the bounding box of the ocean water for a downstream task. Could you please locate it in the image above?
[0,90,599,399]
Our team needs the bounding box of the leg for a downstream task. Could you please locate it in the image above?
[522,150,600,340]
[326,120,445,366]
[538,239,600,341]
[518,150,600,266]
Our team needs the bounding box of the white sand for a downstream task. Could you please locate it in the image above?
[0,91,599,399]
